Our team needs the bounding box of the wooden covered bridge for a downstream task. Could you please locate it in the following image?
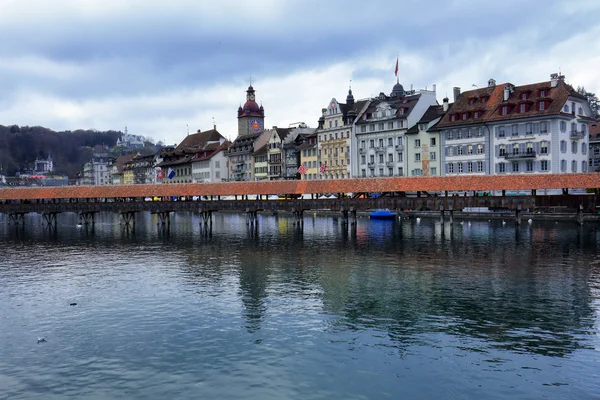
[1,174,599,228]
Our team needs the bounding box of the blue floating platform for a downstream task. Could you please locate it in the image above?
[369,209,397,220]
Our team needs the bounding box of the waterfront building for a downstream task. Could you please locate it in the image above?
[265,127,290,180]
[438,74,593,176]
[298,132,318,180]
[108,154,135,185]
[352,82,437,178]
[282,123,317,180]
[227,85,265,181]
[319,88,368,179]
[82,152,111,185]
[253,143,268,180]
[589,121,600,171]
[159,129,228,184]
[128,154,156,184]
[405,104,445,176]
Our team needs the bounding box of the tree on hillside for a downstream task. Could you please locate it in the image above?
[577,86,599,119]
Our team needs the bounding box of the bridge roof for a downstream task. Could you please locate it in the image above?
[0,174,598,200]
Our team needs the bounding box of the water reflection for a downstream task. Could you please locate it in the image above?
[0,212,599,398]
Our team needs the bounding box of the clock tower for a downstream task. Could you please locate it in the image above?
[237,85,265,137]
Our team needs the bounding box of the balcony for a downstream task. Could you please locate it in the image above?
[359,148,367,155]
[503,151,537,159]
[570,130,585,140]
[375,146,385,153]
[386,161,395,167]
[367,162,375,167]
[395,144,404,151]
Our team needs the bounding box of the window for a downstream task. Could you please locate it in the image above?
[578,107,583,115]
[477,161,484,172]
[571,141,577,154]
[334,120,338,127]
[388,154,394,162]
[415,139,421,147]
[560,140,567,153]
[473,111,480,119]
[462,113,468,120]
[499,145,506,156]
[379,168,384,176]
[571,160,577,172]
[448,131,454,140]
[520,104,526,113]
[360,125,366,133]
[457,146,463,155]
[335,132,338,140]
[387,122,394,129]
[539,101,545,111]
[361,140,366,149]
[458,163,463,173]
[526,160,533,172]
[512,162,519,172]
[561,159,567,172]
[499,163,505,173]
[388,168,393,176]
[388,138,393,146]
[526,123,532,135]
[378,138,384,147]
[369,140,374,148]
[397,137,403,145]
[447,163,454,174]
[541,121,548,133]
[498,126,506,138]
[369,124,375,132]
[378,123,384,130]
[582,142,587,155]
[361,155,366,165]
[457,130,463,139]
[541,160,548,171]
[398,167,404,176]
[582,161,587,172]
[450,115,457,121]
[513,144,519,155]
[467,162,473,173]
[540,90,546,97]
[430,151,436,160]
[399,120,404,128]
[476,128,483,137]
[430,137,436,146]
[369,155,375,164]
[477,144,483,154]
[379,154,384,163]
[467,145,473,155]
[564,105,569,113]
[415,153,421,161]
[541,141,548,154]
[560,121,567,132]
[328,121,332,128]
[361,169,366,177]
[398,153,403,162]
[521,93,527,100]
[501,106,509,115]
[467,129,472,138]
[431,167,437,176]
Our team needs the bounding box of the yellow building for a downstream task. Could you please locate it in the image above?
[318,88,368,179]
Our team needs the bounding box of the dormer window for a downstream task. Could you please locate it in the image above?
[462,113,468,120]
[450,114,457,122]
[473,111,480,119]
[521,93,528,100]
[480,96,488,103]
[500,106,509,115]
[539,90,546,97]
[539,101,546,111]
[399,108,405,115]
[468,98,475,105]
[519,104,527,113]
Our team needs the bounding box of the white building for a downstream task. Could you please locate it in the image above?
[352,82,438,178]
[82,153,111,185]
[404,104,445,176]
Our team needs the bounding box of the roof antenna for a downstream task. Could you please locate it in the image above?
[186,124,189,136]
[213,117,216,130]
[349,79,352,90]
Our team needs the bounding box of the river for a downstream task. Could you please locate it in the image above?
[0,212,599,399]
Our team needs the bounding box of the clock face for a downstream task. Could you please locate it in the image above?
[249,94,255,101]
[250,119,262,133]
[330,101,336,109]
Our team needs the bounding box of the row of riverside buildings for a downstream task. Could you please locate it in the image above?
[97,72,599,186]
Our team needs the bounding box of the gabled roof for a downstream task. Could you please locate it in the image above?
[252,130,271,153]
[176,129,226,151]
[111,154,135,173]
[274,127,292,141]
[437,85,503,128]
[355,94,420,125]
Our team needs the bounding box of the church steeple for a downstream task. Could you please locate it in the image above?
[346,81,355,106]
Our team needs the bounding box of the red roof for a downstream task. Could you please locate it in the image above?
[1,174,599,200]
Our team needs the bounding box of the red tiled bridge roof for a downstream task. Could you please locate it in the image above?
[1,174,599,200]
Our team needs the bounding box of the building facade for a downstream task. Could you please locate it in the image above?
[82,152,111,185]
[405,105,445,176]
[352,82,437,178]
[589,121,600,171]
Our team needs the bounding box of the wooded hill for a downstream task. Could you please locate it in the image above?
[0,125,123,178]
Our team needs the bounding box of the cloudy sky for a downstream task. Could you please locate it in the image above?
[1,0,599,144]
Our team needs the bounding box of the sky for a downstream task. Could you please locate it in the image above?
[0,0,599,145]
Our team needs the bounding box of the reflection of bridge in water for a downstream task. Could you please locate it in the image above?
[1,174,599,228]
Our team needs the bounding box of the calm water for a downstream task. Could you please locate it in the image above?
[0,212,599,399]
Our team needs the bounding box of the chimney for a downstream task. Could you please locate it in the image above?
[443,97,449,112]
[453,87,460,102]
[551,73,559,88]
[432,84,436,94]
[504,86,512,101]
[488,78,496,87]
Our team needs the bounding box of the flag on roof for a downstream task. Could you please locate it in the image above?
[394,57,398,77]
[319,164,326,174]
[298,164,308,175]
[167,168,175,179]
[157,169,165,180]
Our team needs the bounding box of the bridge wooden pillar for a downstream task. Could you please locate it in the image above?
[439,206,445,225]
[79,212,96,226]
[448,206,454,225]
[292,208,304,227]
[577,204,584,225]
[515,205,522,225]
[156,211,171,226]
[8,213,26,226]
[351,209,357,226]
[121,211,136,228]
[42,212,59,228]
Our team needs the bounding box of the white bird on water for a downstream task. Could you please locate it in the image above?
[37,337,46,343]
[528,219,533,224]
[76,224,82,228]
[502,221,506,225]
[416,217,421,222]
